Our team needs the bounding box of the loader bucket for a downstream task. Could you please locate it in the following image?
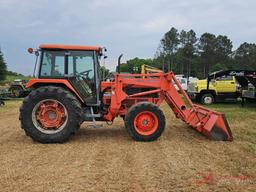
[188,105,233,141]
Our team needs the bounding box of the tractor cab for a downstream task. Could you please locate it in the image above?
[30,44,103,105]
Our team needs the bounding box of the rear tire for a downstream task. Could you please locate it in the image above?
[9,86,23,98]
[200,93,214,105]
[19,86,82,143]
[125,102,165,141]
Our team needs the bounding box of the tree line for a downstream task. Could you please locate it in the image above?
[0,49,26,81]
[119,27,256,79]
[0,49,7,81]
[1,27,256,81]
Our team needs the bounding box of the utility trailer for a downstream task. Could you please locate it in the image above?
[207,70,256,105]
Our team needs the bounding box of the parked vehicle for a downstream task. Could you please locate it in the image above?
[9,79,30,98]
[175,75,198,91]
[188,71,240,104]
[141,64,163,75]
[207,70,256,106]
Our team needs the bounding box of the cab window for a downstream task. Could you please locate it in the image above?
[40,51,65,77]
[180,79,186,84]
[67,51,96,103]
[68,51,94,80]
[216,75,233,81]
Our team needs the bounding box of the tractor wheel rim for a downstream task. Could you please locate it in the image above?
[134,111,158,136]
[32,99,68,134]
[12,90,19,97]
[204,96,213,104]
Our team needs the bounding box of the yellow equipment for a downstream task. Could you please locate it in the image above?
[141,64,163,78]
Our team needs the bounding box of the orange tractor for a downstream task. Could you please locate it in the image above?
[20,44,233,143]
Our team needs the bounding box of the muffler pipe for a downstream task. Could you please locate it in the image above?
[118,54,123,74]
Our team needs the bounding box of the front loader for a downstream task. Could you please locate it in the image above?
[19,44,233,143]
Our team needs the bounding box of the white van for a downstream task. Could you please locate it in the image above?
[175,75,198,91]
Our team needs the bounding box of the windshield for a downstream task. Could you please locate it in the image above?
[40,51,65,77]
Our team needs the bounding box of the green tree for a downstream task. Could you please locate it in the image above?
[214,35,233,69]
[211,63,228,71]
[160,27,179,71]
[153,52,166,71]
[155,29,237,78]
[154,44,166,70]
[198,33,217,77]
[215,35,233,60]
[177,29,198,77]
[0,49,7,81]
[234,42,256,70]
[198,34,233,76]
[119,57,153,73]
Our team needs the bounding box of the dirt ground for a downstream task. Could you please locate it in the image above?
[0,101,255,192]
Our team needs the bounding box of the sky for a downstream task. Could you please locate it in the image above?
[0,0,256,75]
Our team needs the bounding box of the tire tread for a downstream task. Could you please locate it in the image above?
[19,86,82,143]
[124,102,165,141]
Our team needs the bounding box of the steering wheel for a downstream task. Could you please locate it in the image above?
[77,69,92,79]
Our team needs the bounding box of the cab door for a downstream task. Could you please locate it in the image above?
[67,51,97,104]
[215,75,236,93]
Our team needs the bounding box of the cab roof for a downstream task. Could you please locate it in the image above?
[39,44,102,52]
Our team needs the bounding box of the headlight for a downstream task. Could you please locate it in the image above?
[195,86,198,92]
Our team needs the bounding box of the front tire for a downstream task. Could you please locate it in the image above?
[200,93,214,105]
[9,86,23,98]
[124,102,165,141]
[19,86,82,143]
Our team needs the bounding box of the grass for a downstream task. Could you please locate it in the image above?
[2,100,255,145]
[0,100,255,191]
[0,100,23,113]
[2,100,256,138]
[198,102,256,158]
[208,102,256,119]
[5,75,30,82]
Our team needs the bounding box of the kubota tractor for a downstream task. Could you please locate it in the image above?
[19,44,233,143]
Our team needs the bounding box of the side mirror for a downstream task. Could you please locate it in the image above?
[35,51,39,56]
[28,48,39,56]
[101,47,107,58]
[28,48,33,54]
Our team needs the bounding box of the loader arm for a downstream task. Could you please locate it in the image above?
[102,72,233,141]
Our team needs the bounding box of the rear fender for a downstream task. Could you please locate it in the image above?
[26,79,84,102]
